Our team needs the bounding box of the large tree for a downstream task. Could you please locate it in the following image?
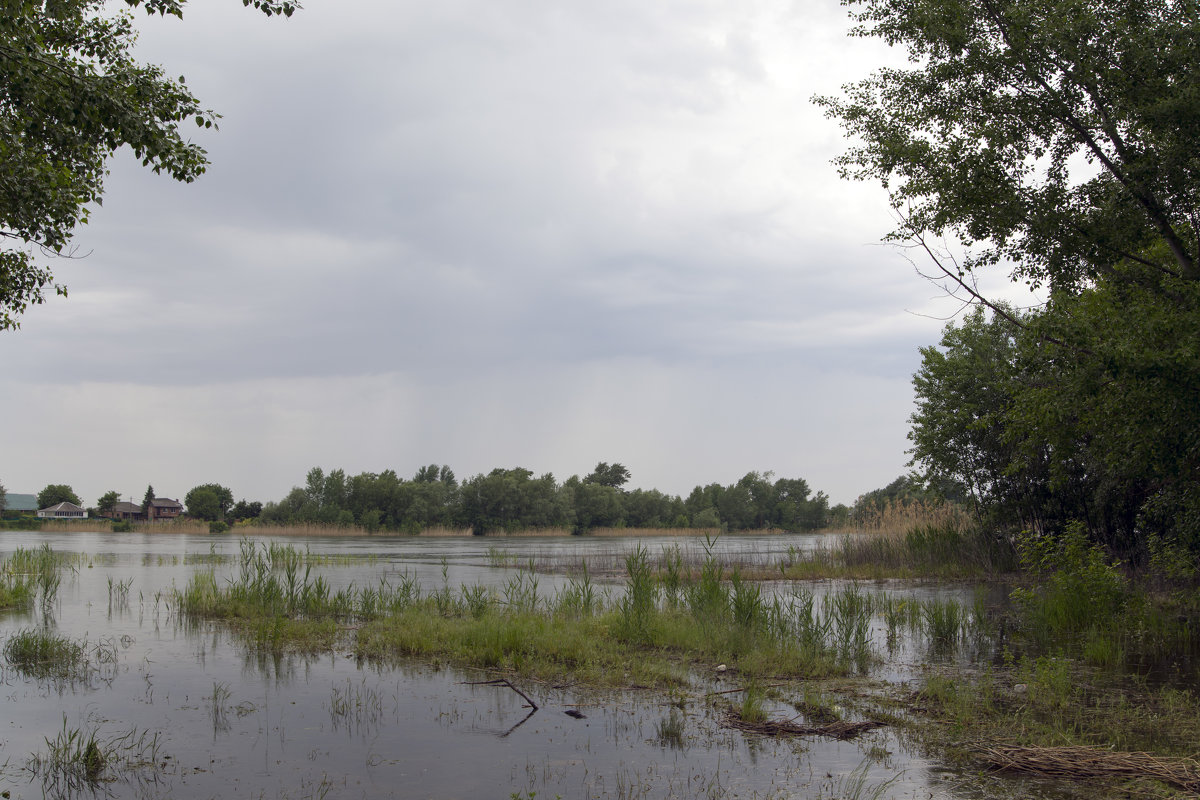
[38,484,81,508]
[184,482,234,521]
[818,0,1200,300]
[0,0,297,329]
[823,0,1200,553]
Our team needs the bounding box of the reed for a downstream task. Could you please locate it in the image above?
[3,630,89,680]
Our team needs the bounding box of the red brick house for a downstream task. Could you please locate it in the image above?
[148,498,183,521]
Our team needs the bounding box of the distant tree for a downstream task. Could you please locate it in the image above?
[571,480,625,533]
[0,479,7,513]
[97,490,121,515]
[583,462,631,489]
[38,484,81,508]
[184,483,234,521]
[230,500,262,522]
[142,485,155,514]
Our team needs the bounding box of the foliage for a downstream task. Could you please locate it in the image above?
[0,0,298,329]
[141,484,154,513]
[822,0,1200,559]
[185,482,234,521]
[229,499,263,521]
[0,478,6,512]
[819,0,1200,297]
[909,295,1200,556]
[96,490,120,515]
[583,461,631,488]
[37,484,80,508]
[256,463,832,535]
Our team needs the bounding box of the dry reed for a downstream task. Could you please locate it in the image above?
[830,499,970,534]
[967,744,1200,794]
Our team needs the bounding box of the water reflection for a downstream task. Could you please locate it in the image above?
[0,530,1059,799]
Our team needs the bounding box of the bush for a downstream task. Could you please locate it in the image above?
[209,521,230,534]
[111,521,133,533]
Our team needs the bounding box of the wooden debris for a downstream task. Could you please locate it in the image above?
[967,743,1200,794]
[722,710,885,741]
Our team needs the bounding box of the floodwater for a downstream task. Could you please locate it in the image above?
[0,531,1057,800]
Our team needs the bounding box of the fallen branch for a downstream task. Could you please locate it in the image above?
[461,678,539,710]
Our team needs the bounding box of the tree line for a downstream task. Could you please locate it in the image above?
[254,463,835,535]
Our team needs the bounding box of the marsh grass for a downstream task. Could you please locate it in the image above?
[328,678,384,735]
[0,544,69,609]
[654,708,687,749]
[738,682,768,724]
[107,576,133,608]
[4,629,89,680]
[766,523,1018,581]
[176,540,871,686]
[27,716,161,796]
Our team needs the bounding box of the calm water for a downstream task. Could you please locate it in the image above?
[0,531,1055,800]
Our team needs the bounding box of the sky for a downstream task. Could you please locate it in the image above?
[1,0,1033,509]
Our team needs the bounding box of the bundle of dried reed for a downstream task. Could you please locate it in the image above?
[968,743,1200,793]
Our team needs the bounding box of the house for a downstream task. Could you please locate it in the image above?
[147,497,183,521]
[36,501,88,519]
[109,501,146,522]
[3,493,38,517]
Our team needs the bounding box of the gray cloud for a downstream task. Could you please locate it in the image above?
[1,0,984,507]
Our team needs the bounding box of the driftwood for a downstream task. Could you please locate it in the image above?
[967,743,1200,794]
[461,678,538,710]
[722,710,885,741]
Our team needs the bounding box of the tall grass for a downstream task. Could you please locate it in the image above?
[0,544,67,609]
[176,540,886,686]
[776,522,1018,580]
[27,717,161,796]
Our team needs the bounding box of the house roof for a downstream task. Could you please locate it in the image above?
[113,502,143,513]
[4,493,38,512]
[149,498,182,509]
[41,501,85,513]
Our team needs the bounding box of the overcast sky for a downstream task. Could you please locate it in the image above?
[1,0,1032,509]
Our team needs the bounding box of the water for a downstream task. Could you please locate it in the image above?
[0,531,1061,799]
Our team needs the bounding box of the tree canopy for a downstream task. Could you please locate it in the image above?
[0,0,297,329]
[818,0,1200,299]
[97,490,121,514]
[184,482,234,521]
[823,0,1200,557]
[38,484,81,508]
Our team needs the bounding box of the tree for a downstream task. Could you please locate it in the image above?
[583,462,631,489]
[184,483,234,521]
[0,0,297,329]
[823,0,1200,555]
[142,485,155,514]
[38,484,81,508]
[0,479,7,513]
[97,490,121,515]
[819,0,1200,301]
[230,499,262,522]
